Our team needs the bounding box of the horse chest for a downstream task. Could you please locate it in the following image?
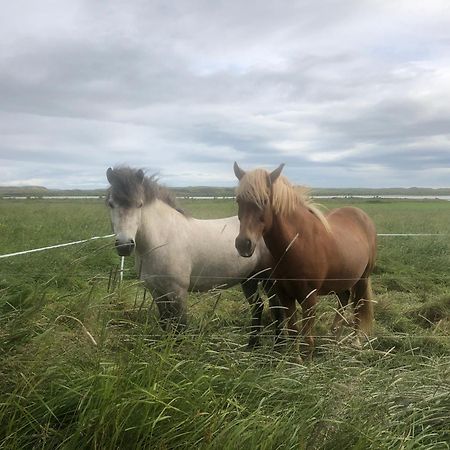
[264,233,328,299]
[269,235,326,274]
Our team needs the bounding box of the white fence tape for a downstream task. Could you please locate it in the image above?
[0,233,127,282]
[0,233,446,260]
[0,234,115,259]
[377,233,444,236]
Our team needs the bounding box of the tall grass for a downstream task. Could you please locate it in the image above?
[1,198,450,449]
[1,285,449,449]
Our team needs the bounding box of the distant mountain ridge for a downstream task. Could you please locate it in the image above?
[1,185,450,197]
[0,186,49,196]
[311,187,450,196]
[0,186,105,197]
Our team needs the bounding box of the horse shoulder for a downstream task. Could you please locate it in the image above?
[139,207,192,277]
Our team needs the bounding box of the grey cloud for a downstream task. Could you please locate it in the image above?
[1,0,450,188]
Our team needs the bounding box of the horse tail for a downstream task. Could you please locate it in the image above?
[351,209,376,336]
[353,276,374,335]
[358,214,376,335]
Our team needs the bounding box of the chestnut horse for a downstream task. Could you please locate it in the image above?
[233,162,377,358]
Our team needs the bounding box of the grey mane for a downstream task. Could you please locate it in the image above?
[107,166,186,215]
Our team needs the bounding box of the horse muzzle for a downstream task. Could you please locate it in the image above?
[115,239,135,256]
[235,236,255,258]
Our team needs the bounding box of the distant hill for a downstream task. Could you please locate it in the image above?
[310,187,450,196]
[0,186,105,197]
[174,186,450,197]
[1,185,450,198]
[0,186,49,196]
[171,186,235,197]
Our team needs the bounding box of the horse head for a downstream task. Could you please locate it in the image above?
[233,162,284,257]
[106,167,145,256]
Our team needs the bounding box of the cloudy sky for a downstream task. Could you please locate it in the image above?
[1,0,450,188]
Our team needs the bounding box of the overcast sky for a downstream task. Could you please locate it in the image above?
[1,0,450,188]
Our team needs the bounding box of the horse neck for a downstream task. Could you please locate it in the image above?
[265,204,324,258]
[136,199,183,252]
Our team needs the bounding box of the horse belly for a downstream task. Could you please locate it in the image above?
[318,277,357,295]
[273,248,360,298]
[189,259,256,291]
[189,247,260,292]
[318,251,368,294]
[188,274,241,292]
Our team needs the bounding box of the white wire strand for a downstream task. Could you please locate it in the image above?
[0,232,447,260]
[0,234,114,259]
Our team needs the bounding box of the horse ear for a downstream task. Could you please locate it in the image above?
[106,167,115,184]
[136,169,145,183]
[233,162,246,180]
[269,163,285,184]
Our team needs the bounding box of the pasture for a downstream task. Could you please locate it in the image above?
[1,197,450,449]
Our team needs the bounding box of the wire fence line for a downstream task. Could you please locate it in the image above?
[0,234,115,259]
[1,232,449,284]
[1,263,449,282]
[1,270,448,284]
[84,272,450,283]
[377,233,447,236]
[0,232,447,260]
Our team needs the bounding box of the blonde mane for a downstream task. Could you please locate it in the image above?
[236,169,331,232]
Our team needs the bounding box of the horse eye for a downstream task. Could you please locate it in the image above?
[137,202,143,208]
[108,200,114,208]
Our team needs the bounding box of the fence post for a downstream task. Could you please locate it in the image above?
[119,256,125,282]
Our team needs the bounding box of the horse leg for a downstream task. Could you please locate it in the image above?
[284,298,302,363]
[352,277,374,348]
[331,290,351,340]
[300,291,318,358]
[241,278,264,348]
[262,280,285,348]
[155,287,188,333]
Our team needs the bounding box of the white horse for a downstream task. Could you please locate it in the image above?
[106,166,281,346]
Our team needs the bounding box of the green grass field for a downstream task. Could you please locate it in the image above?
[1,198,449,449]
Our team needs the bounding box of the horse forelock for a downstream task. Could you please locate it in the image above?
[107,167,143,207]
[237,168,330,232]
[235,169,271,209]
[107,166,184,214]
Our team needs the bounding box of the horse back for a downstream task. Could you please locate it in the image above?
[326,206,377,276]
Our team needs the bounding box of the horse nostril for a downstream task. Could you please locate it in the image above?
[236,236,253,255]
[114,238,135,256]
[244,238,251,251]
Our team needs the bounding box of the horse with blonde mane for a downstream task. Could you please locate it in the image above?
[233,162,377,359]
